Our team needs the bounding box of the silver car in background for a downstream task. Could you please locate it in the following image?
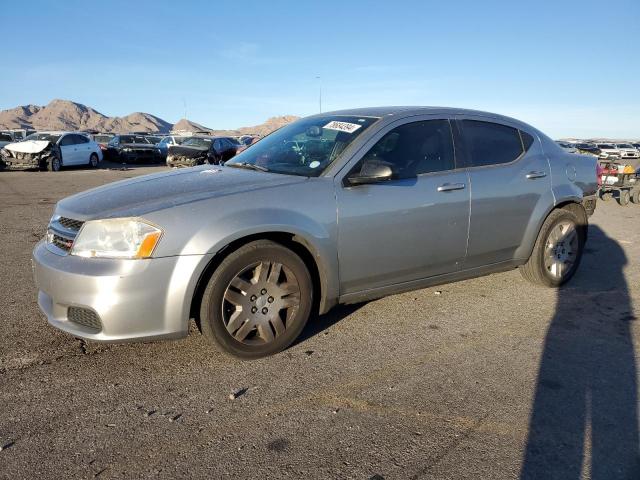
[33,107,597,358]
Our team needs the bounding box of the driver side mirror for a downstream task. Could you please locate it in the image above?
[346,163,393,186]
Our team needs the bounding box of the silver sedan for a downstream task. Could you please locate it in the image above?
[33,107,598,358]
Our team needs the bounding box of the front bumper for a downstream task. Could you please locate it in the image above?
[1,153,42,170]
[166,155,205,167]
[32,241,205,342]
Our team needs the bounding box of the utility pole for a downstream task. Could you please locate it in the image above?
[316,76,322,113]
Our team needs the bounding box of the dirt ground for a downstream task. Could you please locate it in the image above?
[1,164,639,479]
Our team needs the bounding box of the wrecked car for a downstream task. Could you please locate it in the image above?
[1,132,63,171]
[105,134,162,163]
[166,136,239,167]
[1,132,103,171]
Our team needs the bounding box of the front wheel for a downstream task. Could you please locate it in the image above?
[89,153,99,168]
[520,208,586,287]
[47,154,62,172]
[200,240,313,359]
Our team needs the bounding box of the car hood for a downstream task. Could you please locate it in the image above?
[168,145,209,158]
[55,165,308,220]
[5,140,51,154]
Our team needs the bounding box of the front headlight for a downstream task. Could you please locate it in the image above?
[70,218,162,259]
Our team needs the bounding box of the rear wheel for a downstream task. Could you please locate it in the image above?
[630,189,640,205]
[520,208,586,287]
[200,240,313,359]
[618,189,630,206]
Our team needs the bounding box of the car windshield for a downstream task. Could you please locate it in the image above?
[146,136,162,143]
[225,115,379,176]
[25,133,61,143]
[94,135,112,143]
[0,133,12,141]
[617,144,633,148]
[598,144,614,149]
[120,135,151,144]
[226,137,241,145]
[182,137,212,148]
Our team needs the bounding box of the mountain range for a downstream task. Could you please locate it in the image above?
[0,99,298,136]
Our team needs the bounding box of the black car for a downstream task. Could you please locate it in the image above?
[573,142,601,156]
[166,136,239,167]
[106,134,162,163]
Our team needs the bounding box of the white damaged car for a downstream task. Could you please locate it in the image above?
[0,132,103,171]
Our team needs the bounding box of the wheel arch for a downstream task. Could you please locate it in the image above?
[519,198,587,263]
[189,231,335,332]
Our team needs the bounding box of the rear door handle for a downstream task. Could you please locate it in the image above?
[526,171,547,179]
[437,182,466,192]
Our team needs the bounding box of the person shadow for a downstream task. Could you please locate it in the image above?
[520,225,640,479]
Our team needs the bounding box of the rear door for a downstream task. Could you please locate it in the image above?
[456,117,552,268]
[75,134,92,163]
[336,117,470,294]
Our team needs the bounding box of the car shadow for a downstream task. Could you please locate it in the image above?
[294,303,366,346]
[520,225,639,479]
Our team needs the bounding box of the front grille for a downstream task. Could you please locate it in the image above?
[68,307,102,331]
[47,216,83,254]
[51,233,74,251]
[58,217,84,231]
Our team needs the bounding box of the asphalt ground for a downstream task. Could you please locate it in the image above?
[0,162,639,479]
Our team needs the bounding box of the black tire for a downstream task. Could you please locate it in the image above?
[200,240,313,359]
[89,153,99,168]
[631,189,640,205]
[600,190,612,202]
[519,207,586,288]
[47,153,62,172]
[618,189,630,206]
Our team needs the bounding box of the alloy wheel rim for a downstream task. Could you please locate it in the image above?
[544,221,578,279]
[222,261,300,345]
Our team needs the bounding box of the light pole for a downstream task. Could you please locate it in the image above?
[315,75,322,113]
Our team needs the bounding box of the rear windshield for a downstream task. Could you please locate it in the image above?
[0,133,12,141]
[94,135,112,143]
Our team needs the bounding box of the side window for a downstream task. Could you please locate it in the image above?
[355,120,455,179]
[461,120,524,167]
[213,139,222,150]
[520,131,534,151]
[59,135,75,146]
[75,135,89,144]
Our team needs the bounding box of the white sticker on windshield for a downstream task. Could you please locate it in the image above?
[323,121,362,134]
[309,161,320,169]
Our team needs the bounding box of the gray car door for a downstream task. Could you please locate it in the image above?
[335,118,470,295]
[456,117,552,268]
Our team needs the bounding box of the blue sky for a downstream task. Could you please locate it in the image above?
[1,0,638,138]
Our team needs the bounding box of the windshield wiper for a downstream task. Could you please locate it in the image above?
[225,162,270,172]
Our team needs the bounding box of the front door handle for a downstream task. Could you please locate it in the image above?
[526,171,547,179]
[437,182,466,192]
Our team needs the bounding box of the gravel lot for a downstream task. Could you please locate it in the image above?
[1,164,639,479]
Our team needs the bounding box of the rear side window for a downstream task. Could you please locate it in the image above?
[357,120,455,179]
[75,135,89,144]
[520,131,534,151]
[462,120,524,167]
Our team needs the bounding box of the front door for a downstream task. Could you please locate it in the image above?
[336,118,470,295]
[58,134,79,165]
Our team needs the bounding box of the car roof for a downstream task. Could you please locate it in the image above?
[314,106,541,132]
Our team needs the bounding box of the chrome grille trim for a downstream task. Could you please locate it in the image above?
[46,216,84,255]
